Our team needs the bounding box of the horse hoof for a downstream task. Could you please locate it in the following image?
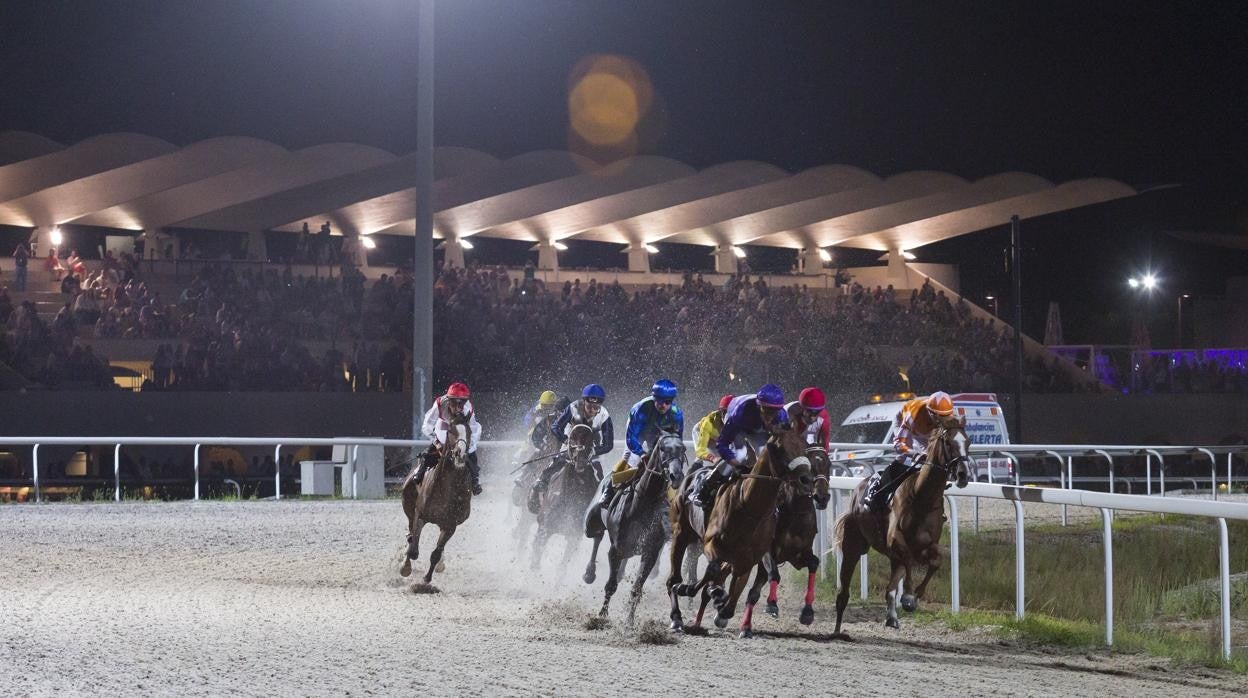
[676,583,696,597]
[799,605,815,626]
[435,561,446,573]
[739,628,754,639]
[669,621,684,633]
[583,570,596,585]
[399,560,412,578]
[900,594,917,612]
[765,602,779,618]
[885,617,900,630]
[714,614,729,629]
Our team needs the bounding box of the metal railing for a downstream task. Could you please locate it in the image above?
[818,476,1248,660]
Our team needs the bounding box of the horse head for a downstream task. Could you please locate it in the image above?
[765,426,815,495]
[930,415,970,489]
[803,445,833,509]
[441,422,469,470]
[566,424,595,472]
[647,431,688,488]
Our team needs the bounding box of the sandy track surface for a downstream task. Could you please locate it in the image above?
[3,489,1244,697]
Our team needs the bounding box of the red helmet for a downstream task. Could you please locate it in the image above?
[446,382,471,399]
[718,394,734,411]
[798,387,826,411]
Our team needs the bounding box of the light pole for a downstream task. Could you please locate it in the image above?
[1176,293,1191,347]
[412,0,435,437]
[985,294,999,317]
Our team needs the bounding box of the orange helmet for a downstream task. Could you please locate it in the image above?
[925,391,954,417]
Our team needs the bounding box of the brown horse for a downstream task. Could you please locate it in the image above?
[511,412,562,551]
[833,416,970,633]
[666,426,811,637]
[528,424,599,572]
[762,445,832,625]
[399,422,473,584]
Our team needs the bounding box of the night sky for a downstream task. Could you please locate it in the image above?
[1,0,1246,343]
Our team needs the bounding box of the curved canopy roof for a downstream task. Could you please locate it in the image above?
[0,131,1136,254]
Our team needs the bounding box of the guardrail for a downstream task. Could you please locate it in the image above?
[817,476,1248,661]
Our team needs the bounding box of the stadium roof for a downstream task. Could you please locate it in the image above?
[0,131,1138,253]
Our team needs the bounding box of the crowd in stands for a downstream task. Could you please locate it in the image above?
[1133,354,1248,394]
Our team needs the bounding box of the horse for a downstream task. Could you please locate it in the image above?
[511,413,562,548]
[761,444,832,624]
[833,415,971,634]
[528,424,599,572]
[666,426,812,637]
[399,422,473,584]
[584,431,687,625]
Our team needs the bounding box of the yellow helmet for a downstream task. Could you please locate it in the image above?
[538,390,558,406]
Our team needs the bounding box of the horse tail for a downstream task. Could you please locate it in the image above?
[832,511,848,551]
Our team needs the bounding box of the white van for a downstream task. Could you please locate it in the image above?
[832,392,1013,482]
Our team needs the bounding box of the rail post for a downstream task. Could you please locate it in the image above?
[999,451,1020,488]
[1093,449,1114,495]
[1196,448,1217,500]
[1143,450,1151,495]
[351,444,360,499]
[946,495,960,613]
[1013,499,1025,619]
[193,444,201,501]
[1229,452,1236,497]
[114,443,122,502]
[1218,517,1231,661]
[974,496,980,534]
[32,444,41,503]
[1101,507,1114,646]
[1045,450,1066,525]
[1144,449,1165,498]
[860,554,868,601]
[274,444,282,500]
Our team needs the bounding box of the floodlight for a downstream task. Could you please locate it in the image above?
[553,241,568,251]
[817,248,831,262]
[360,236,377,250]
[49,226,63,246]
[459,238,474,250]
[643,243,659,254]
[731,246,746,258]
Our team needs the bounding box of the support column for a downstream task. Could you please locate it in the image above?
[537,241,559,271]
[31,226,54,258]
[246,231,268,262]
[145,228,177,260]
[625,245,650,273]
[713,245,737,275]
[443,238,465,269]
[886,248,907,284]
[802,247,825,275]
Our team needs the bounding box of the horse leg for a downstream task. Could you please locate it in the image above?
[910,545,942,606]
[799,549,819,626]
[667,526,695,631]
[402,516,427,578]
[884,556,906,629]
[704,559,729,616]
[835,523,867,636]
[682,544,701,606]
[424,525,455,585]
[559,532,578,574]
[628,540,663,628]
[598,545,623,618]
[583,532,603,585]
[763,552,781,617]
[399,481,418,577]
[530,518,547,572]
[739,564,770,639]
[693,584,712,629]
[716,568,752,632]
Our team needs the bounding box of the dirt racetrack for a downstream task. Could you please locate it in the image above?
[3,487,1245,697]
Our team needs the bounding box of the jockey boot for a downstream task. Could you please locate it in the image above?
[467,452,483,496]
[411,448,438,484]
[693,462,734,509]
[863,459,913,513]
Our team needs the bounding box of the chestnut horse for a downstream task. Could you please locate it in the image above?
[399,422,473,584]
[528,424,599,572]
[666,426,811,637]
[833,416,970,634]
[761,445,832,624]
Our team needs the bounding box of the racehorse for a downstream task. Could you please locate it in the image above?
[584,431,687,625]
[666,426,811,637]
[528,424,599,572]
[761,445,832,624]
[399,422,473,584]
[833,415,970,634]
[511,413,562,548]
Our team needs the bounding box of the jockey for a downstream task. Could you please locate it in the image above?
[785,387,831,450]
[522,390,560,447]
[414,381,484,495]
[592,378,684,509]
[861,391,955,512]
[533,383,613,489]
[692,394,734,465]
[693,385,789,507]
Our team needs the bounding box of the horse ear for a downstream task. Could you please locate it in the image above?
[959,415,967,428]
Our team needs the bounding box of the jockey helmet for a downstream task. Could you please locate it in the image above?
[718,394,734,411]
[447,382,471,399]
[798,387,826,411]
[756,384,785,408]
[538,390,557,406]
[651,379,678,401]
[581,383,607,402]
[926,391,955,417]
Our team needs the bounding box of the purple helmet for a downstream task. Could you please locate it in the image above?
[756,384,785,408]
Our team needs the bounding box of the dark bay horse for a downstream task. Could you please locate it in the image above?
[833,416,970,634]
[399,422,473,584]
[666,427,811,637]
[529,424,599,572]
[584,431,686,625]
[511,413,562,549]
[762,445,832,625]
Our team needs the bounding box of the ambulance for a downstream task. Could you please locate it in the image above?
[832,392,1013,482]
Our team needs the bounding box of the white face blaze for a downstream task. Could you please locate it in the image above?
[786,456,811,472]
[951,430,969,459]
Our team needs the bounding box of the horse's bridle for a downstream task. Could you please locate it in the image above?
[647,434,688,484]
[927,424,969,478]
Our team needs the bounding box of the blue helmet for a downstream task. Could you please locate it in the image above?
[581,383,607,401]
[756,383,785,408]
[651,378,678,400]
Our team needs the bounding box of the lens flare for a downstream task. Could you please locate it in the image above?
[567,54,655,165]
